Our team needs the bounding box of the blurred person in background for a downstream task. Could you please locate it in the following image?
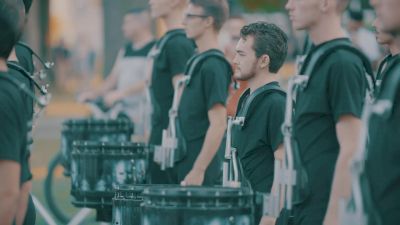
[370,1,400,90]
[364,0,400,224]
[347,9,382,66]
[52,39,72,92]
[79,8,155,141]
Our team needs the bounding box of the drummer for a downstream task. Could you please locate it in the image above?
[0,2,30,224]
[274,0,371,224]
[231,21,287,195]
[79,8,156,141]
[176,0,231,186]
[6,0,37,224]
[365,0,400,224]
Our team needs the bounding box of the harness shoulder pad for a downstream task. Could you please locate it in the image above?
[238,86,285,127]
[184,51,231,85]
[154,30,186,57]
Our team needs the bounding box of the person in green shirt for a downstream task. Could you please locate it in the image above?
[0,1,30,225]
[174,0,231,186]
[364,0,400,224]
[274,0,370,225]
[231,21,287,195]
[371,0,400,93]
[231,22,288,225]
[147,0,196,184]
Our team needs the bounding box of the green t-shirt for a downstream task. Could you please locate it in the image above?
[149,29,195,145]
[231,82,285,193]
[178,49,231,143]
[0,72,29,183]
[293,38,367,218]
[366,59,400,225]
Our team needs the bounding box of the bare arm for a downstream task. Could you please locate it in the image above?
[324,115,362,225]
[0,160,21,225]
[15,181,32,225]
[181,104,227,185]
[259,144,284,225]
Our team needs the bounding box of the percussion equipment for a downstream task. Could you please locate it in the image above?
[112,184,148,225]
[142,186,254,225]
[70,141,149,209]
[60,118,134,175]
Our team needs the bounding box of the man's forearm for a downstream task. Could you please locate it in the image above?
[0,191,20,225]
[193,123,226,171]
[324,150,353,225]
[15,181,32,225]
[121,81,147,98]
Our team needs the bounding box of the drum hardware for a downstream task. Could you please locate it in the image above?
[222,116,244,188]
[154,76,190,170]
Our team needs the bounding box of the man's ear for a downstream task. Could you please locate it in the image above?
[259,54,270,70]
[320,0,331,13]
[205,16,214,29]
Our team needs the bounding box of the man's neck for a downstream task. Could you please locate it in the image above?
[389,41,400,56]
[308,15,347,45]
[131,32,154,49]
[247,71,278,94]
[0,60,8,72]
[163,9,185,31]
[195,30,220,53]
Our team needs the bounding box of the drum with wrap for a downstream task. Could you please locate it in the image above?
[60,118,134,175]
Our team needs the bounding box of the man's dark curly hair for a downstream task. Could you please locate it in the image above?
[240,22,288,73]
[190,0,229,31]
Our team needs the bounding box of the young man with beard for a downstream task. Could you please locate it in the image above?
[147,0,196,184]
[231,22,287,225]
[365,0,400,224]
[175,0,231,186]
[0,1,30,224]
[231,21,287,198]
[273,0,370,224]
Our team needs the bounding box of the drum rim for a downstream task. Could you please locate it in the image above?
[72,141,148,149]
[142,185,253,198]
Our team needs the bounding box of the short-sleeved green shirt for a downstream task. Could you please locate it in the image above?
[366,59,400,225]
[149,29,196,145]
[292,38,367,221]
[231,82,285,193]
[0,72,29,183]
[175,49,231,184]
